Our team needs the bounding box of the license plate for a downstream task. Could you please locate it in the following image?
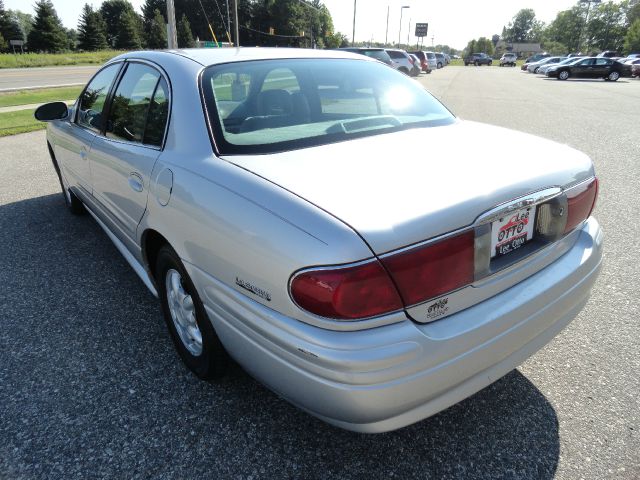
[490,206,536,258]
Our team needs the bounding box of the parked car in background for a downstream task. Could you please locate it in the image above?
[527,56,567,74]
[625,53,640,60]
[525,53,550,64]
[408,54,422,76]
[597,50,620,58]
[546,56,631,81]
[385,48,417,75]
[425,51,438,71]
[500,53,517,67]
[338,47,393,66]
[464,53,492,66]
[443,53,451,65]
[409,50,433,73]
[435,52,446,68]
[538,57,583,75]
[632,63,640,78]
[34,47,603,434]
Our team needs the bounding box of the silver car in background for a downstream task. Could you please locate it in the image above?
[385,48,417,75]
[538,57,583,75]
[35,48,602,433]
[527,56,566,73]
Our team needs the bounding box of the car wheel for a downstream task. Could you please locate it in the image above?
[156,245,229,380]
[558,70,570,80]
[474,61,479,66]
[437,62,442,69]
[399,67,409,75]
[488,61,493,66]
[534,67,539,73]
[607,71,620,81]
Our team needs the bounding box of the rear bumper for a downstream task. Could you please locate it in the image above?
[190,218,603,433]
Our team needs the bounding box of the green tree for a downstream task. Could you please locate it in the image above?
[504,9,543,42]
[142,0,165,47]
[77,4,108,51]
[115,8,142,50]
[146,8,167,49]
[27,0,67,52]
[541,40,568,54]
[625,0,640,26]
[0,0,23,47]
[0,31,6,51]
[624,18,640,52]
[100,0,141,48]
[587,1,626,52]
[545,7,584,53]
[7,10,33,40]
[177,13,195,48]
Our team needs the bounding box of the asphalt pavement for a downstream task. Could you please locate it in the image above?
[0,66,638,479]
[0,65,98,91]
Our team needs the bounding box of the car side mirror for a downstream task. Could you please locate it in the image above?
[34,101,69,122]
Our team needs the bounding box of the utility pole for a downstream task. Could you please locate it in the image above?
[407,18,410,46]
[232,0,239,47]
[226,0,230,40]
[352,0,357,45]
[166,0,178,49]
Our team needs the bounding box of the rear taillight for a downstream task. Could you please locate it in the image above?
[381,231,475,306]
[290,260,403,320]
[564,177,598,234]
[291,231,476,320]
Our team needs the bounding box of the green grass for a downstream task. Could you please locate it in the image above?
[0,50,126,69]
[0,86,82,108]
[0,109,44,137]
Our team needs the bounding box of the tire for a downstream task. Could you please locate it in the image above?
[558,70,570,81]
[488,61,493,66]
[607,71,620,82]
[399,67,409,75]
[474,61,479,66]
[156,245,229,380]
[534,67,539,74]
[437,62,443,69]
[47,143,84,215]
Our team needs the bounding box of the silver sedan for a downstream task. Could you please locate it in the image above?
[35,48,603,433]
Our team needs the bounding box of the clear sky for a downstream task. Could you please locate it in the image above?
[5,0,590,49]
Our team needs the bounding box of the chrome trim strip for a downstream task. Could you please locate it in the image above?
[474,187,562,226]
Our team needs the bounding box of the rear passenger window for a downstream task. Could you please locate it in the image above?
[77,63,121,133]
[143,78,169,147]
[106,63,161,144]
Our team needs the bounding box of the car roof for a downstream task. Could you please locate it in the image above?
[111,47,370,67]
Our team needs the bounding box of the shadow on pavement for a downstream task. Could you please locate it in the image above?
[0,193,560,479]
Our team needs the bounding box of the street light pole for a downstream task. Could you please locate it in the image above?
[232,0,239,46]
[385,5,389,46]
[398,6,409,47]
[352,0,357,45]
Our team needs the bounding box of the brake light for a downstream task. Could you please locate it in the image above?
[381,231,475,306]
[564,177,598,234]
[290,260,403,320]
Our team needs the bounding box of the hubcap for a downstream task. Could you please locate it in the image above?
[165,269,202,356]
[610,72,619,80]
[560,71,569,80]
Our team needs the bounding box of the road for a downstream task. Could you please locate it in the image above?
[0,67,638,479]
[0,65,98,91]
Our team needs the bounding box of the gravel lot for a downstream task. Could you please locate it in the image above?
[0,66,638,479]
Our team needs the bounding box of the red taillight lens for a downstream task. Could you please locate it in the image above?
[564,177,598,234]
[290,260,403,320]
[381,231,475,306]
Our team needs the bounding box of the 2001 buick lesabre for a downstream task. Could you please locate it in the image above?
[35,48,602,433]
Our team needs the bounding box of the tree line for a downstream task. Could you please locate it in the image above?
[0,0,346,53]
[464,0,640,57]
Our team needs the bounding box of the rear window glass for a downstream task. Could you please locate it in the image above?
[201,58,454,155]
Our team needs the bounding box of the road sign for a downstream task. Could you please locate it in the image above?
[203,41,222,48]
[415,23,429,37]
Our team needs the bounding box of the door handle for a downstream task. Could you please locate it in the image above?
[128,173,143,192]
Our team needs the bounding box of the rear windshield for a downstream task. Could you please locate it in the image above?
[201,58,454,155]
[426,52,435,59]
[360,49,392,64]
